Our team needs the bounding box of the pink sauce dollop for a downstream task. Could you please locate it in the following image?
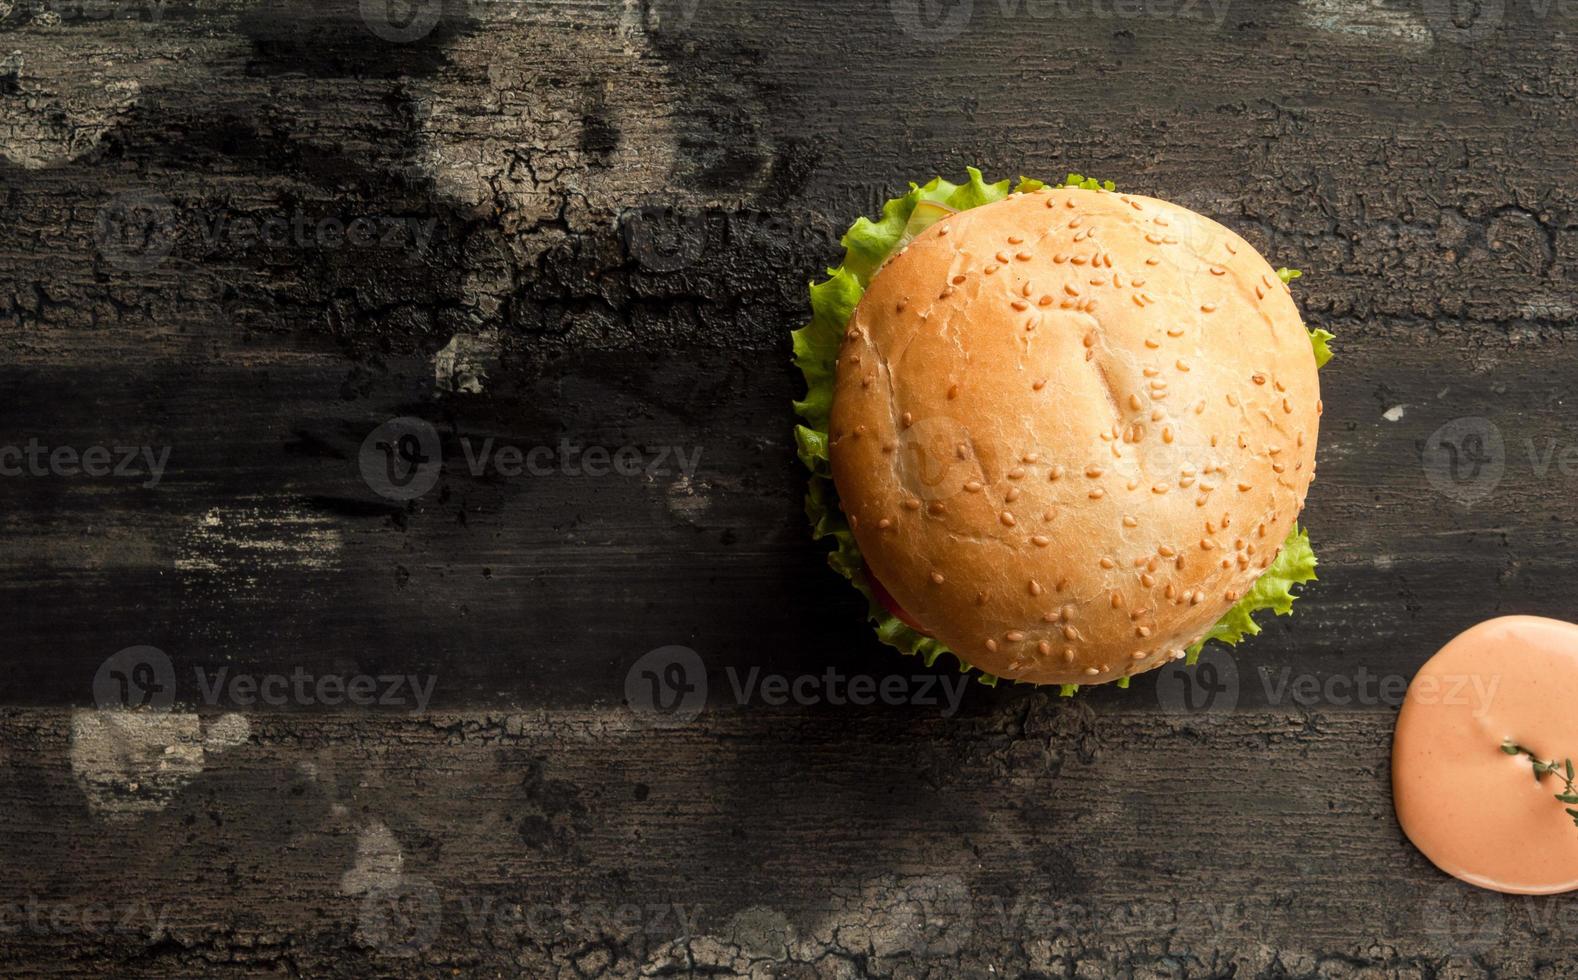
[1393,615,1578,894]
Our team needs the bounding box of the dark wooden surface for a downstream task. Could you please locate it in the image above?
[3,0,1577,975]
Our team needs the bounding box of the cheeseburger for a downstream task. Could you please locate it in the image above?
[793,171,1330,690]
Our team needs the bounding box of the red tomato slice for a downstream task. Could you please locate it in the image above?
[868,572,931,636]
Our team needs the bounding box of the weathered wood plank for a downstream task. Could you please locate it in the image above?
[0,705,1570,977]
[3,0,1578,974]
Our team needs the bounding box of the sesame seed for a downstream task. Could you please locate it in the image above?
[1065,626,1080,641]
[904,499,921,511]
[1099,557,1115,569]
[1029,580,1043,596]
[930,571,944,584]
[928,501,946,515]
[985,638,998,652]
[1038,640,1052,656]
[1123,515,1138,528]
[877,518,891,529]
[1032,535,1050,547]
[1006,630,1025,642]
[1000,511,1016,527]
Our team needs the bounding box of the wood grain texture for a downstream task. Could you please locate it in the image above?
[2,0,1577,974]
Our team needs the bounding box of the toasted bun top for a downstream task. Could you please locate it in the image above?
[828,187,1320,685]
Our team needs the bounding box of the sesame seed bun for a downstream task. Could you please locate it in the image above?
[827,186,1320,686]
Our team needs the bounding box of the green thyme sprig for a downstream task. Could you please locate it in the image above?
[1500,738,1578,829]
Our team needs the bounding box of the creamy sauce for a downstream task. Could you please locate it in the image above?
[1393,615,1578,894]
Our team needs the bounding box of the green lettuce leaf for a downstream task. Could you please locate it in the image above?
[1309,328,1335,369]
[793,172,1324,688]
[1186,525,1318,664]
